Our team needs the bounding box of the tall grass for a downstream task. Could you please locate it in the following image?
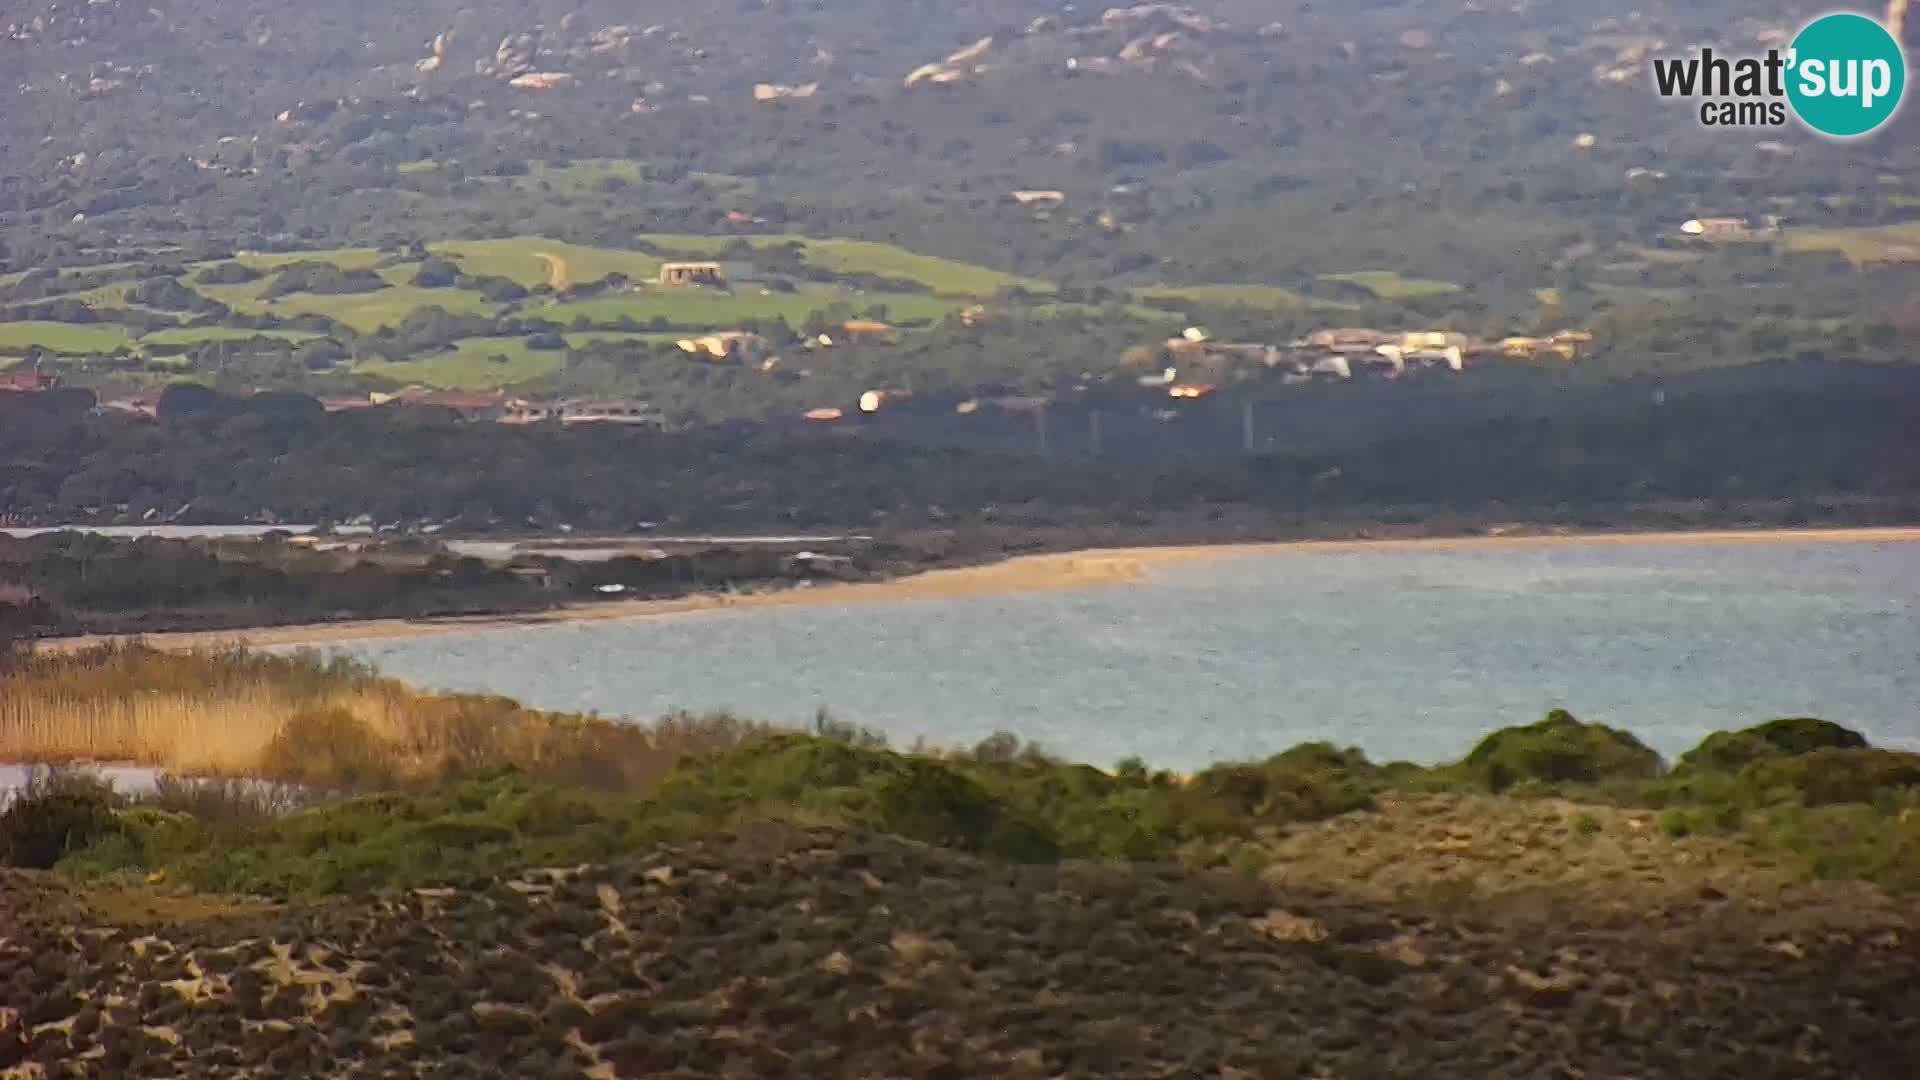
[0,643,773,791]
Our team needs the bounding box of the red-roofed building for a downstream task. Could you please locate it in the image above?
[370,388,509,421]
[0,368,60,393]
[418,391,509,421]
[97,384,169,417]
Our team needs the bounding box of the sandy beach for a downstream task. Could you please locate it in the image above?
[38,525,1920,653]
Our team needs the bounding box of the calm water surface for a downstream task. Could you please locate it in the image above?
[342,542,1920,772]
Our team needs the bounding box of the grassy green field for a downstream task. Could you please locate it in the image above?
[249,287,496,333]
[640,234,1052,296]
[514,158,645,197]
[192,263,498,333]
[431,232,1049,298]
[432,238,665,289]
[563,331,683,349]
[1029,301,1180,324]
[159,233,1048,340]
[0,282,137,313]
[231,248,390,272]
[0,322,133,353]
[1318,271,1464,300]
[68,283,139,307]
[1784,222,1920,265]
[354,336,565,389]
[786,238,1049,296]
[139,327,324,347]
[0,262,142,291]
[1135,283,1344,311]
[531,289,957,330]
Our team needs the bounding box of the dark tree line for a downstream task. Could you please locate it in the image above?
[1,363,1916,532]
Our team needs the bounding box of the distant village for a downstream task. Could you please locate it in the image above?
[2,308,1599,431]
[0,201,1801,432]
[1,244,1608,430]
[1115,324,1597,405]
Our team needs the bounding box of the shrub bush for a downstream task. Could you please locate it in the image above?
[1758,802,1920,890]
[1737,748,1920,808]
[1179,742,1381,828]
[0,770,123,869]
[194,262,263,285]
[808,708,887,749]
[1460,709,1665,792]
[1677,717,1870,774]
[260,706,398,791]
[411,258,460,288]
[870,759,1054,859]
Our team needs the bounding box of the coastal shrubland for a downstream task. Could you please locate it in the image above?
[5,648,1920,1077]
[1674,715,1870,773]
[3,645,1918,896]
[1450,708,1665,792]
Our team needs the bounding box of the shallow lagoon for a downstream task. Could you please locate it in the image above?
[338,540,1920,773]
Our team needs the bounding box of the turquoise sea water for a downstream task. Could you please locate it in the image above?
[341,541,1920,773]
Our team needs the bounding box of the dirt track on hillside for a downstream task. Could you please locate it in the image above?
[532,252,569,290]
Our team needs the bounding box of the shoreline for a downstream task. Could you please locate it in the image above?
[36,524,1920,653]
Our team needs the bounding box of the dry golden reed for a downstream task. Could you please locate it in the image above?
[0,643,769,790]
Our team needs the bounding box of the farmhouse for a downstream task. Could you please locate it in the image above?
[0,368,59,393]
[657,261,725,287]
[753,82,819,104]
[507,72,575,91]
[1008,190,1067,209]
[556,400,665,427]
[1398,330,1470,351]
[411,391,511,422]
[501,398,664,427]
[1304,328,1391,354]
[858,389,915,414]
[676,331,767,361]
[364,388,508,422]
[1680,217,1750,237]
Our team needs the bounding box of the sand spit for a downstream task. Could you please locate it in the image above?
[38,526,1920,653]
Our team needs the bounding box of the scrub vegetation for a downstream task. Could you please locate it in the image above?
[4,649,1916,897]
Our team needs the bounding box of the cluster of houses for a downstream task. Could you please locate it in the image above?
[1125,325,1598,399]
[801,321,1598,425]
[2,378,669,430]
[324,388,668,428]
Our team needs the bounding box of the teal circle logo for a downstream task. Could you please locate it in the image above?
[1787,13,1907,137]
